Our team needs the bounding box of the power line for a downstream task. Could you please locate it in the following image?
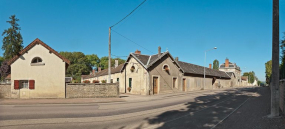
[111,54,128,58]
[110,0,147,28]
[111,29,155,54]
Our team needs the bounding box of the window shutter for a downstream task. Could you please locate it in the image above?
[14,80,19,89]
[29,80,35,89]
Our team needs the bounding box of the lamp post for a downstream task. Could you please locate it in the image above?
[204,47,217,90]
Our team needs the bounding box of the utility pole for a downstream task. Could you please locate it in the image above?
[269,0,279,118]
[108,27,111,83]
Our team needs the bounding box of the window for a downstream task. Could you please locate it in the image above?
[31,57,44,66]
[130,66,135,72]
[111,79,113,83]
[117,78,119,82]
[173,78,177,88]
[163,64,169,71]
[129,78,132,88]
[20,80,29,89]
[31,57,42,63]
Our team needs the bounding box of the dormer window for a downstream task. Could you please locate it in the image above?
[31,57,45,66]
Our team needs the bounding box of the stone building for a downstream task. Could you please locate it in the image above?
[219,58,242,87]
[84,47,233,95]
[8,38,70,98]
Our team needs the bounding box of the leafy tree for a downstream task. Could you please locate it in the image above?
[213,59,219,70]
[265,60,272,85]
[59,52,92,82]
[0,61,10,81]
[243,71,256,84]
[0,56,4,66]
[2,15,23,60]
[86,54,100,69]
[99,56,125,70]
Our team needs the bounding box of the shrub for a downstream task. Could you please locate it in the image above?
[83,80,90,83]
[93,80,99,83]
[101,80,106,83]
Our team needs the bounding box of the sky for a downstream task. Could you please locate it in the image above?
[0,0,285,81]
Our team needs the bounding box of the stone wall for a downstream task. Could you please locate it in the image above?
[0,84,11,98]
[66,83,119,98]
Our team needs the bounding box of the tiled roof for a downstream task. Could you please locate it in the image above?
[132,53,165,66]
[8,38,70,65]
[241,76,248,81]
[5,74,11,79]
[81,74,96,79]
[177,61,231,79]
[91,64,124,77]
[124,51,231,79]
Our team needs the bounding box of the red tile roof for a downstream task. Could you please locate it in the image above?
[8,38,70,65]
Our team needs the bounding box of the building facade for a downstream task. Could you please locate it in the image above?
[8,38,70,98]
[84,47,233,95]
[219,58,242,87]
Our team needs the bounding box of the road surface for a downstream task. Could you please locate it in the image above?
[0,87,260,129]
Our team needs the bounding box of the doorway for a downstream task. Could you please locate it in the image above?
[153,77,158,94]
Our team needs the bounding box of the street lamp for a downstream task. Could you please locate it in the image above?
[204,47,217,90]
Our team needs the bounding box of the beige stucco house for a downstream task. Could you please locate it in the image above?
[84,47,232,95]
[8,38,70,98]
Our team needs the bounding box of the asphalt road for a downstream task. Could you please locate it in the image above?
[0,87,259,129]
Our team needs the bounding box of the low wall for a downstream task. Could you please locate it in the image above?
[66,83,119,98]
[0,84,11,98]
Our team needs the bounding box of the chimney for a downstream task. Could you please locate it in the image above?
[158,46,161,56]
[175,57,179,62]
[135,50,141,55]
[209,64,212,69]
[92,69,95,75]
[98,67,101,72]
[225,58,229,67]
[115,60,118,68]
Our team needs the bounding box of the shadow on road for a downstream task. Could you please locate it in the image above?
[138,87,262,129]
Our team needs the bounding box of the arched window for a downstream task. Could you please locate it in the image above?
[163,64,169,71]
[130,66,135,72]
[31,57,42,63]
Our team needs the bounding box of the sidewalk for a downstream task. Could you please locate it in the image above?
[216,87,285,129]
[0,87,246,105]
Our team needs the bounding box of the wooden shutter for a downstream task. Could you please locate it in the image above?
[29,80,35,89]
[14,80,19,89]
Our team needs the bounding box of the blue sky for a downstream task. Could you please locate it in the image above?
[0,0,284,81]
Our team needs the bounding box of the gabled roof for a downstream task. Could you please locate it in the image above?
[121,50,230,79]
[8,38,70,65]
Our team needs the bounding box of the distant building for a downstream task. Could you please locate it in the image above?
[219,58,242,87]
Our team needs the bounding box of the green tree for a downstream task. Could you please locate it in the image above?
[99,56,125,70]
[0,56,4,66]
[2,15,23,60]
[86,54,100,69]
[243,71,256,84]
[213,59,219,70]
[265,60,272,84]
[59,52,92,82]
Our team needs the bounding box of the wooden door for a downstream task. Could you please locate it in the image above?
[183,79,186,91]
[153,77,158,94]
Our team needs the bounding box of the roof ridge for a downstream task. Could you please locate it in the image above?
[8,38,70,65]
